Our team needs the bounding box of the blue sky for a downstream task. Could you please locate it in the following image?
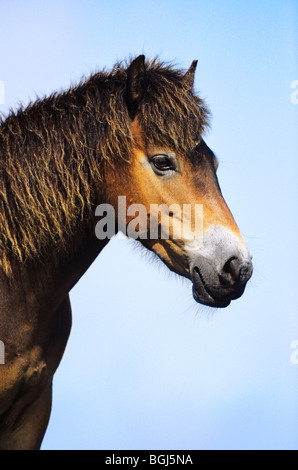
[0,0,298,450]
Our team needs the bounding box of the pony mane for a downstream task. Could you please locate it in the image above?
[0,57,210,275]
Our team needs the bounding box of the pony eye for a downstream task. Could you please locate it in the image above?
[150,155,176,173]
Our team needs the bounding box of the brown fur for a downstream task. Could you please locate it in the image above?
[0,58,209,275]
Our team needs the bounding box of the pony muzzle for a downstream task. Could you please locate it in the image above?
[188,226,253,307]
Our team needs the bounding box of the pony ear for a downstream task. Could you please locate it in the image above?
[126,55,147,118]
[184,60,198,90]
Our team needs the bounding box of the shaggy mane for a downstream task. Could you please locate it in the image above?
[0,57,210,275]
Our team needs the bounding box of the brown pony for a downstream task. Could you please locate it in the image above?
[0,55,252,450]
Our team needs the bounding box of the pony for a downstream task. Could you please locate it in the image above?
[0,55,252,449]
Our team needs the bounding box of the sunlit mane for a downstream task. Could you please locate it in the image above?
[0,57,209,275]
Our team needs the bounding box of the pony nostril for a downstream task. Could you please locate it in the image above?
[221,257,243,286]
[224,257,240,280]
[221,257,253,287]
